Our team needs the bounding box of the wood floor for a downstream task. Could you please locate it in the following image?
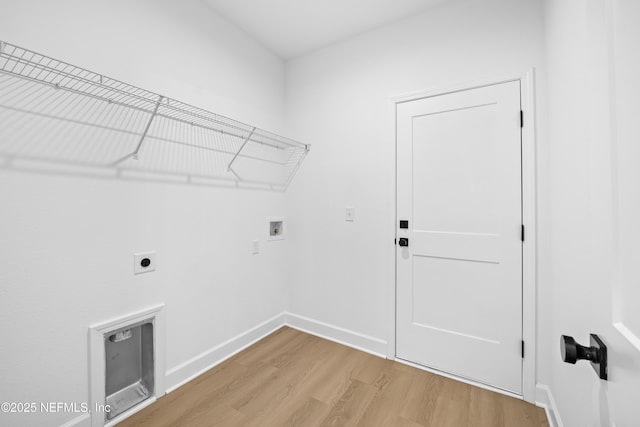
[119,327,548,427]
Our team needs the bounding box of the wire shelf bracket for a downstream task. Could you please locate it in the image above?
[111,95,164,166]
[0,41,310,190]
[227,126,256,179]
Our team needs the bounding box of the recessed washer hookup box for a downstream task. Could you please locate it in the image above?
[104,320,154,420]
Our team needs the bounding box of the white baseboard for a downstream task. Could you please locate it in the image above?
[283,312,388,357]
[536,384,563,427]
[164,312,286,393]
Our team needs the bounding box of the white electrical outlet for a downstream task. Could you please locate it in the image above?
[252,240,260,255]
[345,207,355,221]
[134,251,156,275]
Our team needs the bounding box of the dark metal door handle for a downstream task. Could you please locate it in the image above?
[560,334,607,380]
[398,238,409,247]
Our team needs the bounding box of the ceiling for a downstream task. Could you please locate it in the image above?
[203,0,449,59]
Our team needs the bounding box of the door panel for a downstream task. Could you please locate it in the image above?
[412,255,503,342]
[412,104,500,234]
[396,81,522,393]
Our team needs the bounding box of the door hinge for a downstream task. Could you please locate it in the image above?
[521,224,525,242]
[520,110,524,128]
[522,340,525,358]
[394,238,397,245]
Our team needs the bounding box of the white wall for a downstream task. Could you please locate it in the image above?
[284,0,545,358]
[283,0,640,423]
[0,1,288,426]
[5,0,638,425]
[542,0,640,425]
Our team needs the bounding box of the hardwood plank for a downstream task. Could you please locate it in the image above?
[232,335,327,417]
[431,376,471,427]
[233,326,306,368]
[119,328,549,427]
[357,367,414,426]
[468,385,505,426]
[116,361,254,427]
[399,367,445,425]
[267,397,331,427]
[274,340,353,404]
[500,392,550,427]
[352,354,395,385]
[318,379,378,426]
[311,346,372,405]
[396,417,428,427]
[243,339,347,426]
[179,402,247,427]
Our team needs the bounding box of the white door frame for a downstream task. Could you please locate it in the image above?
[388,69,537,403]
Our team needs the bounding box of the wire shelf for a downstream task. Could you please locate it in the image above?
[0,41,309,190]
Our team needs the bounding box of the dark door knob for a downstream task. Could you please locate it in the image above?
[560,334,608,380]
[398,238,409,247]
[561,335,597,363]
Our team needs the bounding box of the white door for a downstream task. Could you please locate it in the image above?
[607,0,640,423]
[586,1,640,425]
[396,81,523,393]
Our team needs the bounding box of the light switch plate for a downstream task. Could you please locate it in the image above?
[134,251,156,275]
[345,207,355,222]
[252,240,260,254]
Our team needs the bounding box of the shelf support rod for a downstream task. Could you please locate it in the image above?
[110,95,163,166]
[227,127,256,175]
[132,95,164,159]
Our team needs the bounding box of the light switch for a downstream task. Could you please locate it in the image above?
[345,207,355,222]
[252,240,260,254]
